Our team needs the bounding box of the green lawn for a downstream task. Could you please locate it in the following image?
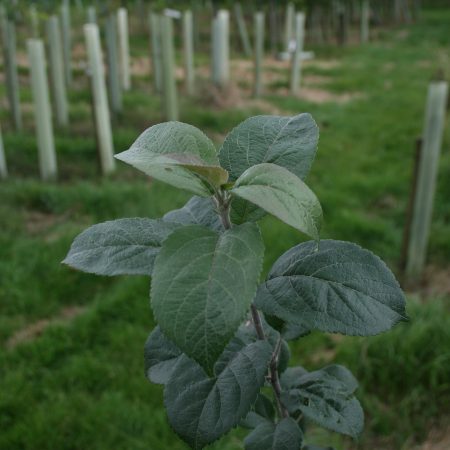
[1,8,449,450]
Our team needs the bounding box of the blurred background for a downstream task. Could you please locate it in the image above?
[0,0,449,449]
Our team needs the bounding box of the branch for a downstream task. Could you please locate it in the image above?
[216,191,289,419]
[251,304,289,419]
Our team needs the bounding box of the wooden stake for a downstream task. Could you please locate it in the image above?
[105,14,122,116]
[60,0,72,86]
[149,12,163,94]
[405,81,449,279]
[253,12,264,98]
[360,0,370,43]
[284,2,294,52]
[84,23,116,174]
[234,3,252,57]
[211,10,230,88]
[117,8,131,91]
[0,123,7,179]
[160,15,178,120]
[30,4,39,38]
[47,16,69,127]
[2,20,22,131]
[27,39,57,181]
[87,6,96,24]
[290,12,305,95]
[183,10,195,96]
[400,137,422,275]
[269,0,279,56]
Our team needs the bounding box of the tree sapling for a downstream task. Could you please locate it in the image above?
[64,114,407,449]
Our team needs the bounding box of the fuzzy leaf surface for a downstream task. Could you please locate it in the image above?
[163,196,223,231]
[244,417,303,450]
[240,392,276,430]
[164,340,272,449]
[115,122,227,196]
[230,196,267,225]
[255,240,406,336]
[232,163,322,239]
[63,218,180,276]
[281,366,363,438]
[220,114,318,225]
[151,223,264,374]
[219,114,318,182]
[144,326,182,385]
[213,319,283,375]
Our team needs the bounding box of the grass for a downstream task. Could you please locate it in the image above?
[1,7,450,450]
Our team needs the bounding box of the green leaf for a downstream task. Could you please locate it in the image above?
[144,326,182,385]
[220,114,318,226]
[163,196,223,231]
[254,394,276,422]
[151,223,265,374]
[241,392,276,429]
[244,417,303,450]
[62,218,181,276]
[164,340,272,450]
[283,322,311,341]
[255,240,407,336]
[280,366,308,390]
[115,122,228,196]
[282,365,358,395]
[213,319,284,375]
[278,340,291,374]
[321,365,358,394]
[231,163,322,240]
[281,367,364,438]
[241,411,270,430]
[230,196,267,225]
[219,114,318,182]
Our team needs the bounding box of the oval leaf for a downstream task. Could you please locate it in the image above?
[115,122,228,196]
[62,218,180,276]
[281,368,364,438]
[220,114,318,225]
[231,163,322,240]
[244,417,303,450]
[151,223,265,374]
[255,240,407,336]
[164,340,272,450]
[213,320,281,376]
[144,326,182,385]
[163,196,223,232]
[219,113,318,181]
[230,196,267,225]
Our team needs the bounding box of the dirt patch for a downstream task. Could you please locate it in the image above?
[132,56,151,77]
[305,59,341,70]
[196,56,356,107]
[416,60,432,68]
[420,266,450,297]
[24,211,71,236]
[397,29,410,40]
[72,42,87,60]
[195,82,283,114]
[196,83,245,109]
[414,422,450,450]
[304,74,331,86]
[6,306,86,350]
[279,86,365,104]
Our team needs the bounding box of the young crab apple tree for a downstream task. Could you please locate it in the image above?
[64,114,407,450]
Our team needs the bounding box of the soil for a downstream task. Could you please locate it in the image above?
[5,306,86,350]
